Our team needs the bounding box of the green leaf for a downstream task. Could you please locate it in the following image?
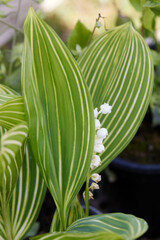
[144,0,160,8]
[31,231,124,240]
[144,0,160,15]
[67,213,148,240]
[67,21,92,51]
[22,7,95,228]
[150,49,160,66]
[0,84,46,240]
[9,144,46,240]
[32,213,147,240]
[0,84,18,95]
[142,7,155,32]
[4,67,21,94]
[78,23,154,173]
[0,123,28,204]
[0,96,25,129]
[129,0,142,11]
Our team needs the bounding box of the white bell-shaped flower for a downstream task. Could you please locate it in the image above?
[95,119,101,130]
[94,108,99,118]
[100,103,112,114]
[91,173,101,183]
[94,143,104,153]
[90,182,99,191]
[83,191,94,200]
[97,128,108,139]
[90,155,101,169]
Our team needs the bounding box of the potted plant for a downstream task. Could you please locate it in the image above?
[0,6,153,239]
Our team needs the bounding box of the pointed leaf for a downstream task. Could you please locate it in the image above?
[22,8,95,225]
[78,23,154,173]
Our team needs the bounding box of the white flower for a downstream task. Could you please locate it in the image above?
[90,182,99,191]
[83,191,94,200]
[95,135,103,144]
[90,155,101,169]
[94,108,99,118]
[100,103,112,114]
[95,119,101,130]
[91,173,101,183]
[97,128,108,139]
[94,143,104,153]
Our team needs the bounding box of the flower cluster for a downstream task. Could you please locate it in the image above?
[87,103,112,199]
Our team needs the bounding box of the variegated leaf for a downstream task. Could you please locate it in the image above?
[0,124,28,205]
[67,213,148,240]
[78,23,154,173]
[0,96,25,129]
[31,231,123,240]
[9,144,46,240]
[22,7,95,229]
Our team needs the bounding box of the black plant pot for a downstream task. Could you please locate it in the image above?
[108,157,160,238]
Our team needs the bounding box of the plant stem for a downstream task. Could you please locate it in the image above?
[0,20,23,34]
[8,0,22,75]
[1,194,13,240]
[87,13,101,46]
[85,173,90,217]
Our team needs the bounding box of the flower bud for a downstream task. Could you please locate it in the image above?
[90,182,99,191]
[83,191,94,200]
[97,128,108,139]
[95,119,101,130]
[100,103,112,114]
[90,155,101,169]
[91,173,101,183]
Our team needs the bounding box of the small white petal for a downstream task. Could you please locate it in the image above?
[90,182,99,191]
[91,173,101,183]
[94,143,105,153]
[90,155,101,169]
[94,108,99,118]
[95,119,101,130]
[95,135,103,144]
[100,103,112,114]
[97,128,108,139]
[83,191,94,199]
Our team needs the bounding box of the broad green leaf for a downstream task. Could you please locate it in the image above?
[31,231,124,240]
[22,8,95,228]
[142,7,155,32]
[144,0,160,15]
[67,20,92,50]
[78,23,154,173]
[0,96,25,129]
[0,85,46,240]
[50,197,85,231]
[0,123,28,204]
[67,213,148,240]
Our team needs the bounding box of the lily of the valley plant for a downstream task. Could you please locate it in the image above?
[0,7,153,240]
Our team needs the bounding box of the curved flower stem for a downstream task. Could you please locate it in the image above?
[85,173,90,217]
